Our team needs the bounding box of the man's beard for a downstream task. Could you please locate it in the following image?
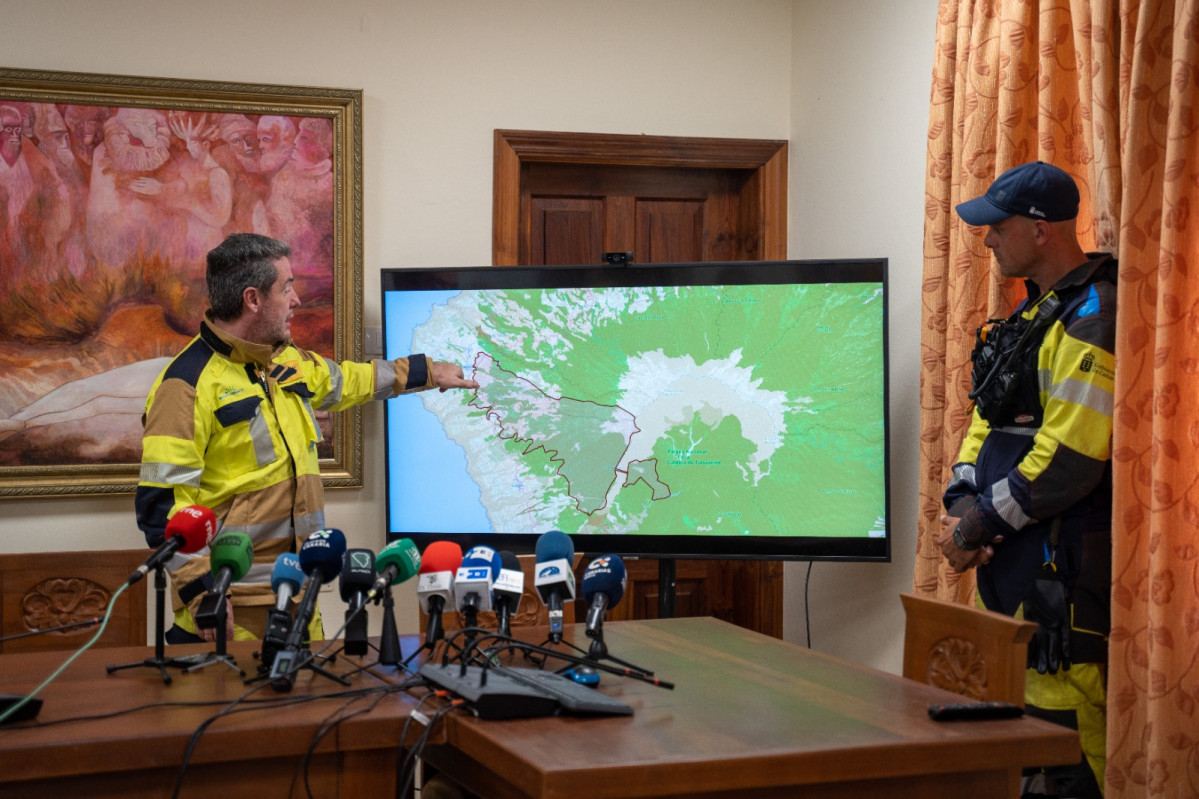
[257,145,292,174]
[107,129,171,173]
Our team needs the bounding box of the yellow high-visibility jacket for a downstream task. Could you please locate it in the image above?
[136,314,436,631]
[944,254,1117,662]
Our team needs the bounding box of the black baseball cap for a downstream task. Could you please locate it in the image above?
[955,161,1080,226]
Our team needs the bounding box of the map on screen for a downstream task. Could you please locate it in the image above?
[384,278,886,544]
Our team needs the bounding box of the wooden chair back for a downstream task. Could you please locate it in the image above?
[900,591,1036,706]
[0,549,148,654]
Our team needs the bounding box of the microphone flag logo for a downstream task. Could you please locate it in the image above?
[307,529,337,549]
[350,551,372,569]
[538,564,563,579]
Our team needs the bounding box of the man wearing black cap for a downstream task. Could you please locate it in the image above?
[937,161,1115,798]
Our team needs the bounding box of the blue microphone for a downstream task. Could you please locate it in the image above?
[270,553,305,611]
[534,531,576,643]
[261,552,305,670]
[582,554,626,637]
[271,529,346,685]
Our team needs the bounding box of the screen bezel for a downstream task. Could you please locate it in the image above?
[381,259,890,562]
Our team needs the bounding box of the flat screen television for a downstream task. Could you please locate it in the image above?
[381,259,889,562]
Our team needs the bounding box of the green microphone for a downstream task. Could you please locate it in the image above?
[194,531,254,630]
[367,538,421,600]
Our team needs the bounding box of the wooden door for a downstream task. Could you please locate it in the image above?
[493,130,787,639]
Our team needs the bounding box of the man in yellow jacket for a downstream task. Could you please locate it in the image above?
[938,162,1115,798]
[136,233,477,643]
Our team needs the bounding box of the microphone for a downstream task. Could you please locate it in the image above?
[582,554,627,638]
[260,553,304,670]
[534,530,576,644]
[270,528,347,684]
[454,545,502,616]
[366,538,422,601]
[271,553,304,611]
[492,551,524,638]
[339,549,375,657]
[193,531,253,630]
[417,541,463,647]
[128,505,216,585]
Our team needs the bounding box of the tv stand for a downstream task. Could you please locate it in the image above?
[658,557,676,619]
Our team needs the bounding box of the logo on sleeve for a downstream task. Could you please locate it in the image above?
[1078,353,1114,381]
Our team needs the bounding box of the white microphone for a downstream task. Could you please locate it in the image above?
[534,530,576,643]
[492,551,524,638]
[454,545,502,615]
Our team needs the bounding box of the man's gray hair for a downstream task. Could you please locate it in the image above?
[206,233,291,321]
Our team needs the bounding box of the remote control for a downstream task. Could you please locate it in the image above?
[927,700,1024,721]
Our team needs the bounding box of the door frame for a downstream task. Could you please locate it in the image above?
[492,129,787,265]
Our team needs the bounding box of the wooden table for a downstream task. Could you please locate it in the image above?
[0,617,1081,799]
[0,637,431,798]
[421,617,1082,799]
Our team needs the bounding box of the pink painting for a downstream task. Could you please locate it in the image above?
[0,68,363,497]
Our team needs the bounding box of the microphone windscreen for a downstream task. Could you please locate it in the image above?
[535,530,574,563]
[420,541,463,575]
[270,552,304,593]
[376,538,421,584]
[299,528,347,584]
[209,532,254,581]
[461,545,502,579]
[339,548,376,600]
[165,505,217,553]
[499,550,521,572]
[581,554,627,606]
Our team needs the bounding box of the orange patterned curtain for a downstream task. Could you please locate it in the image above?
[918,1,1199,795]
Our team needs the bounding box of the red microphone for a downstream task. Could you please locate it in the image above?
[417,541,463,646]
[128,505,217,585]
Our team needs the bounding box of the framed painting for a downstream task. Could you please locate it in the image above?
[0,66,364,498]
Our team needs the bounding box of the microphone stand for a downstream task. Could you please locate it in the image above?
[344,588,403,670]
[256,645,350,690]
[2,617,100,641]
[248,610,349,689]
[584,624,653,677]
[253,607,293,676]
[106,563,194,684]
[462,633,674,690]
[541,615,654,679]
[182,593,245,676]
[376,587,401,667]
[402,597,453,669]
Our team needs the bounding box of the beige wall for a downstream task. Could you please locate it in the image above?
[0,0,936,674]
[788,0,938,673]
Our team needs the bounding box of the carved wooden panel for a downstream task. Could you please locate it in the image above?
[901,592,1036,706]
[925,635,988,700]
[0,550,148,653]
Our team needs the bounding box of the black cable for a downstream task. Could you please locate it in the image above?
[395,691,439,789]
[0,698,238,730]
[398,698,460,797]
[170,680,415,799]
[478,636,672,688]
[172,678,285,799]
[804,560,814,648]
[295,683,408,799]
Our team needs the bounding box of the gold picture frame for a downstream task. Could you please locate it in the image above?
[0,66,363,498]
